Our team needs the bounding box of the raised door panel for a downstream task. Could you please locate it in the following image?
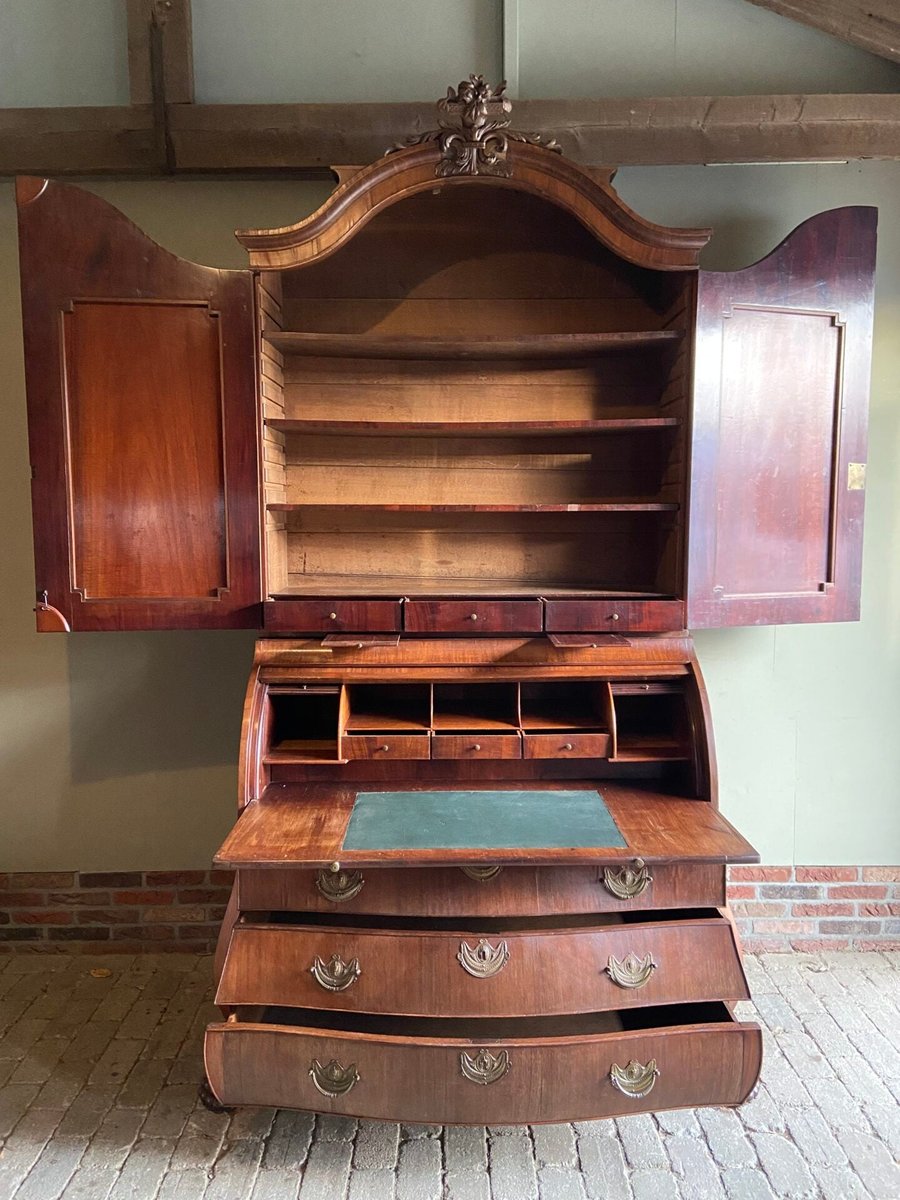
[17,177,262,630]
[688,207,877,628]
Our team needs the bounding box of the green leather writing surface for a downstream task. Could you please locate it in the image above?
[342,790,625,851]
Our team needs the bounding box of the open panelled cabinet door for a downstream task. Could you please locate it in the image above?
[687,207,877,628]
[17,177,261,631]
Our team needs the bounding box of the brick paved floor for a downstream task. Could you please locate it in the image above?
[0,951,898,1200]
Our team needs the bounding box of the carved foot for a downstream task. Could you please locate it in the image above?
[199,1076,232,1113]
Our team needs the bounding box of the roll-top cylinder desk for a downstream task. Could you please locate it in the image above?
[16,77,876,1125]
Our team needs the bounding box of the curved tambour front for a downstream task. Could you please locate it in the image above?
[204,1006,762,1124]
[236,863,726,916]
[215,914,748,1017]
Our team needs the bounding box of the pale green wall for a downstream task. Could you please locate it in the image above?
[1,3,899,870]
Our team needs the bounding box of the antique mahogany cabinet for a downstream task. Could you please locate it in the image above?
[17,78,876,1125]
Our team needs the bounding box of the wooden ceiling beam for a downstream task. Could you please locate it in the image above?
[0,106,159,175]
[169,94,900,169]
[0,93,898,176]
[743,1,900,64]
[127,0,194,105]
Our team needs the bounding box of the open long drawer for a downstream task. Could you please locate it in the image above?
[215,910,749,1017]
[204,1002,762,1123]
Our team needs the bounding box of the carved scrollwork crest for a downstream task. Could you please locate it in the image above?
[388,74,560,178]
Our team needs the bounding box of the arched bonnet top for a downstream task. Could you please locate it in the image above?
[235,75,711,273]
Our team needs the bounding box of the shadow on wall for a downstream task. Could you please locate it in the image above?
[66,630,257,782]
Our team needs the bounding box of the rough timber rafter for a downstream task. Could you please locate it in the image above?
[0,93,899,176]
[743,0,900,65]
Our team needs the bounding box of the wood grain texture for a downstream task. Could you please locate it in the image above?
[235,142,711,271]
[265,330,682,359]
[216,914,749,1015]
[689,207,877,627]
[236,862,728,916]
[405,602,543,634]
[167,94,900,173]
[743,0,900,62]
[17,177,261,630]
[214,781,758,869]
[263,601,402,633]
[204,1008,762,1122]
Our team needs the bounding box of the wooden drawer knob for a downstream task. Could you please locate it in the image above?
[328,612,338,620]
[610,1058,660,1098]
[310,953,361,992]
[460,1047,510,1086]
[471,743,481,751]
[315,869,365,903]
[378,744,390,752]
[605,952,657,989]
[457,938,509,978]
[563,742,574,751]
[309,1058,360,1097]
[468,612,479,621]
[601,858,652,900]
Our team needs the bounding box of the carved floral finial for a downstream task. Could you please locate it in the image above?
[389,73,561,178]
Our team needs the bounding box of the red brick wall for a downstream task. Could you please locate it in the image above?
[729,866,900,953]
[1,866,898,952]
[0,870,234,952]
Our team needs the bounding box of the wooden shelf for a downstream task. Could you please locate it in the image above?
[269,578,672,598]
[266,417,681,437]
[265,330,683,361]
[268,502,679,514]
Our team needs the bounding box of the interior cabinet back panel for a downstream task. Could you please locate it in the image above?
[63,301,227,601]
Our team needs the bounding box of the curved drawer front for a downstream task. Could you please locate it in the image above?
[216,917,748,1016]
[237,863,725,916]
[205,1014,762,1123]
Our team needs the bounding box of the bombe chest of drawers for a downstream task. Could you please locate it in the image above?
[16,77,876,1125]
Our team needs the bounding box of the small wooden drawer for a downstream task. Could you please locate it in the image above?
[205,1004,762,1122]
[237,863,727,916]
[342,735,431,761]
[545,599,685,634]
[263,600,402,633]
[431,734,522,759]
[404,600,543,634]
[216,914,749,1017]
[522,732,611,759]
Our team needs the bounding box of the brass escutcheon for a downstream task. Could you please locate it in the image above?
[460,1047,510,1086]
[605,952,657,990]
[457,939,510,979]
[309,1058,360,1097]
[310,953,361,992]
[459,865,503,882]
[609,1058,660,1098]
[315,869,365,903]
[601,858,652,900]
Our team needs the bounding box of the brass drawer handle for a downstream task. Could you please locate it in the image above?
[315,869,365,903]
[460,1048,510,1086]
[606,952,657,990]
[310,953,361,992]
[602,858,652,900]
[610,1058,660,1098]
[309,1058,359,1097]
[458,939,509,978]
[460,865,503,882]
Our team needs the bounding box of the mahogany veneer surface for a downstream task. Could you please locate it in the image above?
[214,782,757,869]
[205,1008,762,1123]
